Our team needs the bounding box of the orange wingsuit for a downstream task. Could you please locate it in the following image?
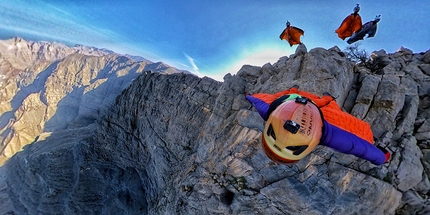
[280,21,304,47]
[335,13,362,40]
[250,88,373,144]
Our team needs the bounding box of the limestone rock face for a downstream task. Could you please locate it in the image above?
[1,44,429,215]
[0,38,188,165]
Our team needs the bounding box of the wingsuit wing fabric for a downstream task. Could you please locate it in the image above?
[246,87,390,165]
[335,14,362,40]
[347,21,378,44]
[280,26,304,47]
[367,24,378,38]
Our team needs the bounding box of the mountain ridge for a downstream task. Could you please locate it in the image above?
[0,37,192,165]
[0,39,429,214]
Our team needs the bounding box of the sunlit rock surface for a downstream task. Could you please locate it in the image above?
[0,37,188,165]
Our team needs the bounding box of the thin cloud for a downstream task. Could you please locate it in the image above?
[0,1,122,49]
[184,53,200,76]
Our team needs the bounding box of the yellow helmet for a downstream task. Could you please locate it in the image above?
[262,94,324,164]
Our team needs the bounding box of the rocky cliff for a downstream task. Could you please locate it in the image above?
[0,37,188,165]
[0,43,429,214]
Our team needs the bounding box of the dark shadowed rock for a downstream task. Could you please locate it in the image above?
[422,50,430,63]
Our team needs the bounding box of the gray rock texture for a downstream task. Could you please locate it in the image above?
[0,42,429,214]
[0,38,188,165]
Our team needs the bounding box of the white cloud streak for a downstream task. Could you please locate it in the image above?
[0,0,122,50]
[184,53,200,76]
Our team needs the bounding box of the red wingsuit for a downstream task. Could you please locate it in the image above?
[246,87,390,165]
[335,13,362,40]
[280,26,304,47]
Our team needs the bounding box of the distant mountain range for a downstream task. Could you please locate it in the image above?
[0,37,191,165]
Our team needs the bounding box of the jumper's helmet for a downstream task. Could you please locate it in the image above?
[374,15,381,22]
[262,94,324,164]
[353,4,360,13]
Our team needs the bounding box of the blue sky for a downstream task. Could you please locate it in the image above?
[1,0,429,81]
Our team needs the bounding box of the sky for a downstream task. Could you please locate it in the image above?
[0,0,429,81]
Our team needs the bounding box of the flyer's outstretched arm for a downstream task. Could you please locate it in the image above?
[320,121,390,165]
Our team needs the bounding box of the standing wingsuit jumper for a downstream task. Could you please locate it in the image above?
[246,86,390,165]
